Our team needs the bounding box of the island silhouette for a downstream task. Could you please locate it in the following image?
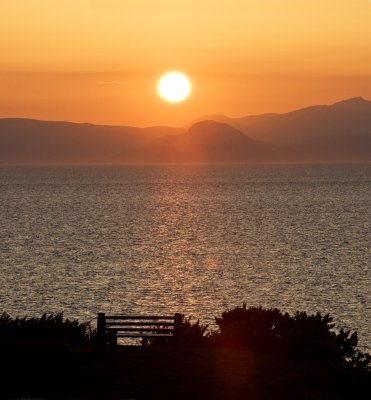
[1,97,370,164]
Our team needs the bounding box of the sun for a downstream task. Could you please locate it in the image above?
[157,71,191,103]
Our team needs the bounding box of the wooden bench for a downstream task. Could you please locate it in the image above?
[97,313,182,345]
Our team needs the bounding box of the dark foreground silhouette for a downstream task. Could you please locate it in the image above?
[0,307,370,399]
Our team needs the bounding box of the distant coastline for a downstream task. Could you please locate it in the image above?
[1,97,371,164]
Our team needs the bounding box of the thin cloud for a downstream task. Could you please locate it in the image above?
[97,80,119,85]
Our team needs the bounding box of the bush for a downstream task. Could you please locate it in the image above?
[0,312,93,346]
[213,305,371,371]
[174,315,209,346]
[213,305,288,352]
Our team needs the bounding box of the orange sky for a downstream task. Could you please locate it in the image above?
[1,0,371,126]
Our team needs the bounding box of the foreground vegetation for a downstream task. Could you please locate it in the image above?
[0,306,370,399]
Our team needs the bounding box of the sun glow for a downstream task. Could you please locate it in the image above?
[158,71,191,103]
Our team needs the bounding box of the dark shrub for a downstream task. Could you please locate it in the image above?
[214,305,371,371]
[0,312,93,346]
[174,315,209,346]
[214,305,289,352]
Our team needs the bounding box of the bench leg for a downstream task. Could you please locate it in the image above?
[109,335,118,346]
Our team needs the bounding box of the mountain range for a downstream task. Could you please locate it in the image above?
[1,97,370,164]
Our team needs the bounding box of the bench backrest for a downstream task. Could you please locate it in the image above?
[97,313,182,344]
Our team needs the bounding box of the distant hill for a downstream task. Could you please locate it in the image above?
[195,97,371,162]
[133,120,279,163]
[1,97,370,163]
[0,118,182,164]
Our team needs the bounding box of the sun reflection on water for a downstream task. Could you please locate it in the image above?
[0,164,370,349]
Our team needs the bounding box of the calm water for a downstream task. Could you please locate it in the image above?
[0,165,370,348]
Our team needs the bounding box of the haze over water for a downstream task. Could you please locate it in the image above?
[0,164,370,348]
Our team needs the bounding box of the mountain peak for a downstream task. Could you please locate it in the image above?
[332,96,370,108]
[187,120,246,138]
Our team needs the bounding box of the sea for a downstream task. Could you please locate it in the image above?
[0,164,370,349]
